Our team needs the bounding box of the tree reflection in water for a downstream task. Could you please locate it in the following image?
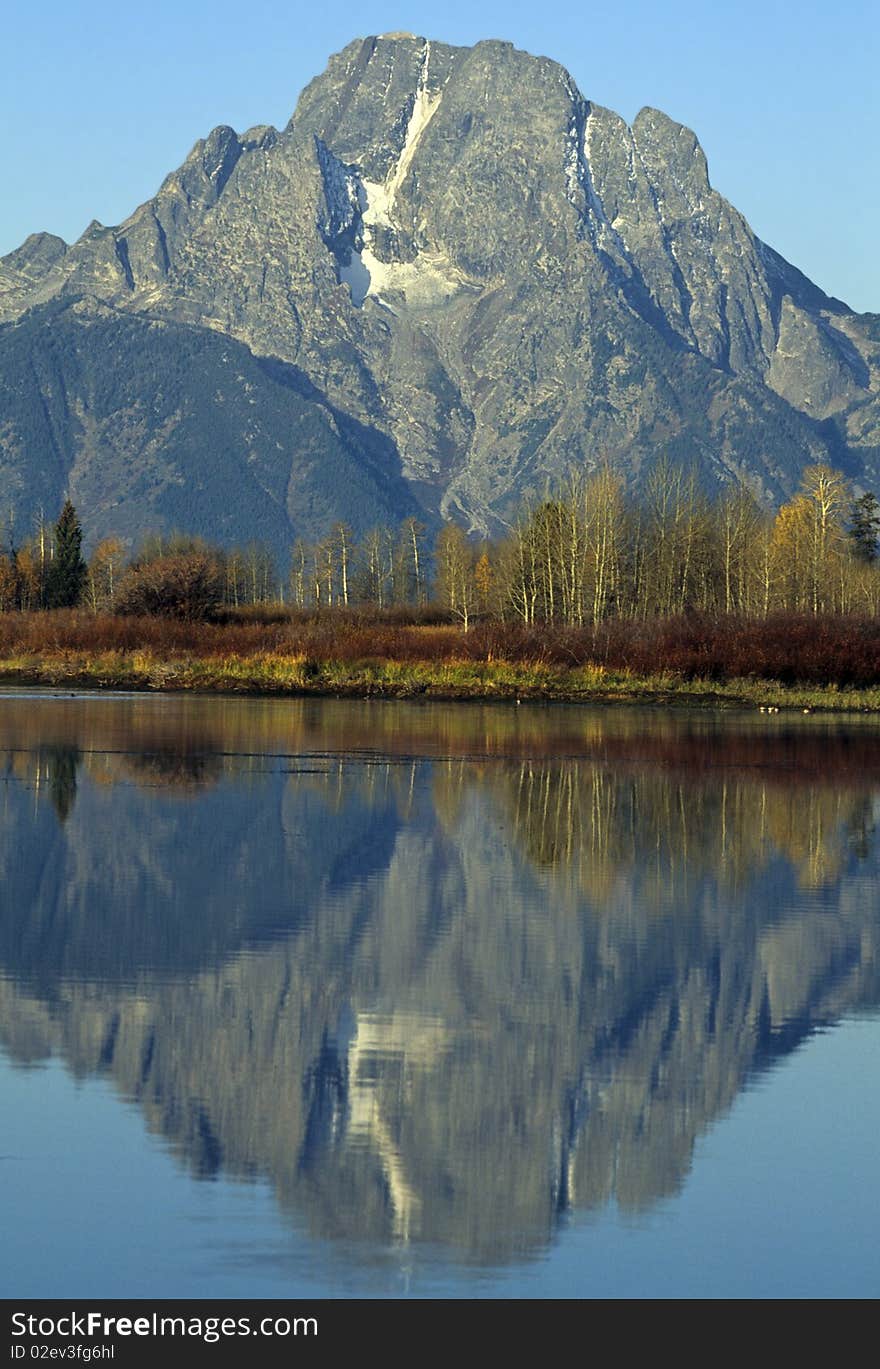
[0,696,878,1262]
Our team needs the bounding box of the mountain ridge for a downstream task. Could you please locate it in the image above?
[1,33,878,555]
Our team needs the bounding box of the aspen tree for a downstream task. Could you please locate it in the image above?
[289,541,308,609]
[87,537,125,612]
[800,464,851,613]
[331,523,353,608]
[436,524,475,630]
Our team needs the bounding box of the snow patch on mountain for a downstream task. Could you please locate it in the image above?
[322,39,459,307]
[561,84,627,264]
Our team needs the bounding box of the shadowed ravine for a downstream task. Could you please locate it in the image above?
[1,695,878,1264]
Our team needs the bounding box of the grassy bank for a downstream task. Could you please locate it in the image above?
[2,648,880,712]
[1,611,880,711]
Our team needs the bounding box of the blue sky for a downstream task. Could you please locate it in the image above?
[3,0,877,310]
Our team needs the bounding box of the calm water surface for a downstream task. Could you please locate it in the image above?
[1,693,878,1298]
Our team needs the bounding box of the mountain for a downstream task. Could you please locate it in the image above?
[1,700,879,1258]
[2,34,879,556]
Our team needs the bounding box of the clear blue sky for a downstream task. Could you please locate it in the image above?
[3,0,877,311]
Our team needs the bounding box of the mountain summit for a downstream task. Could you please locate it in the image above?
[1,34,877,554]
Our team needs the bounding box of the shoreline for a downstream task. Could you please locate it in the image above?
[2,652,879,713]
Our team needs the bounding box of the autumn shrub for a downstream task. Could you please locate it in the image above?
[583,614,880,686]
[115,551,226,621]
[1,608,879,687]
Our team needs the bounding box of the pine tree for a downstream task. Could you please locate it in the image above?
[849,492,880,564]
[45,500,87,608]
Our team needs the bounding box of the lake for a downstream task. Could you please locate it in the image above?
[1,692,878,1298]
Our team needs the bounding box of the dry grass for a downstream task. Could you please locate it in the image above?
[0,610,879,706]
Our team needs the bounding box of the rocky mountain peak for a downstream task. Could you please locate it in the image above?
[632,107,711,199]
[2,230,68,273]
[0,35,876,555]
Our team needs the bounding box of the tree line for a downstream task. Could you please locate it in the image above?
[0,506,434,619]
[440,461,880,628]
[1,463,878,622]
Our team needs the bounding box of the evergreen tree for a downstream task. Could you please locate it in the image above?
[849,492,880,563]
[45,500,87,608]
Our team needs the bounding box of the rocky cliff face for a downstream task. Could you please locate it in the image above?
[2,34,878,553]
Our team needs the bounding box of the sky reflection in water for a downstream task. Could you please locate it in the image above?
[1,694,878,1297]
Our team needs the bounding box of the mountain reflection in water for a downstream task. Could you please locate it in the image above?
[0,695,878,1265]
